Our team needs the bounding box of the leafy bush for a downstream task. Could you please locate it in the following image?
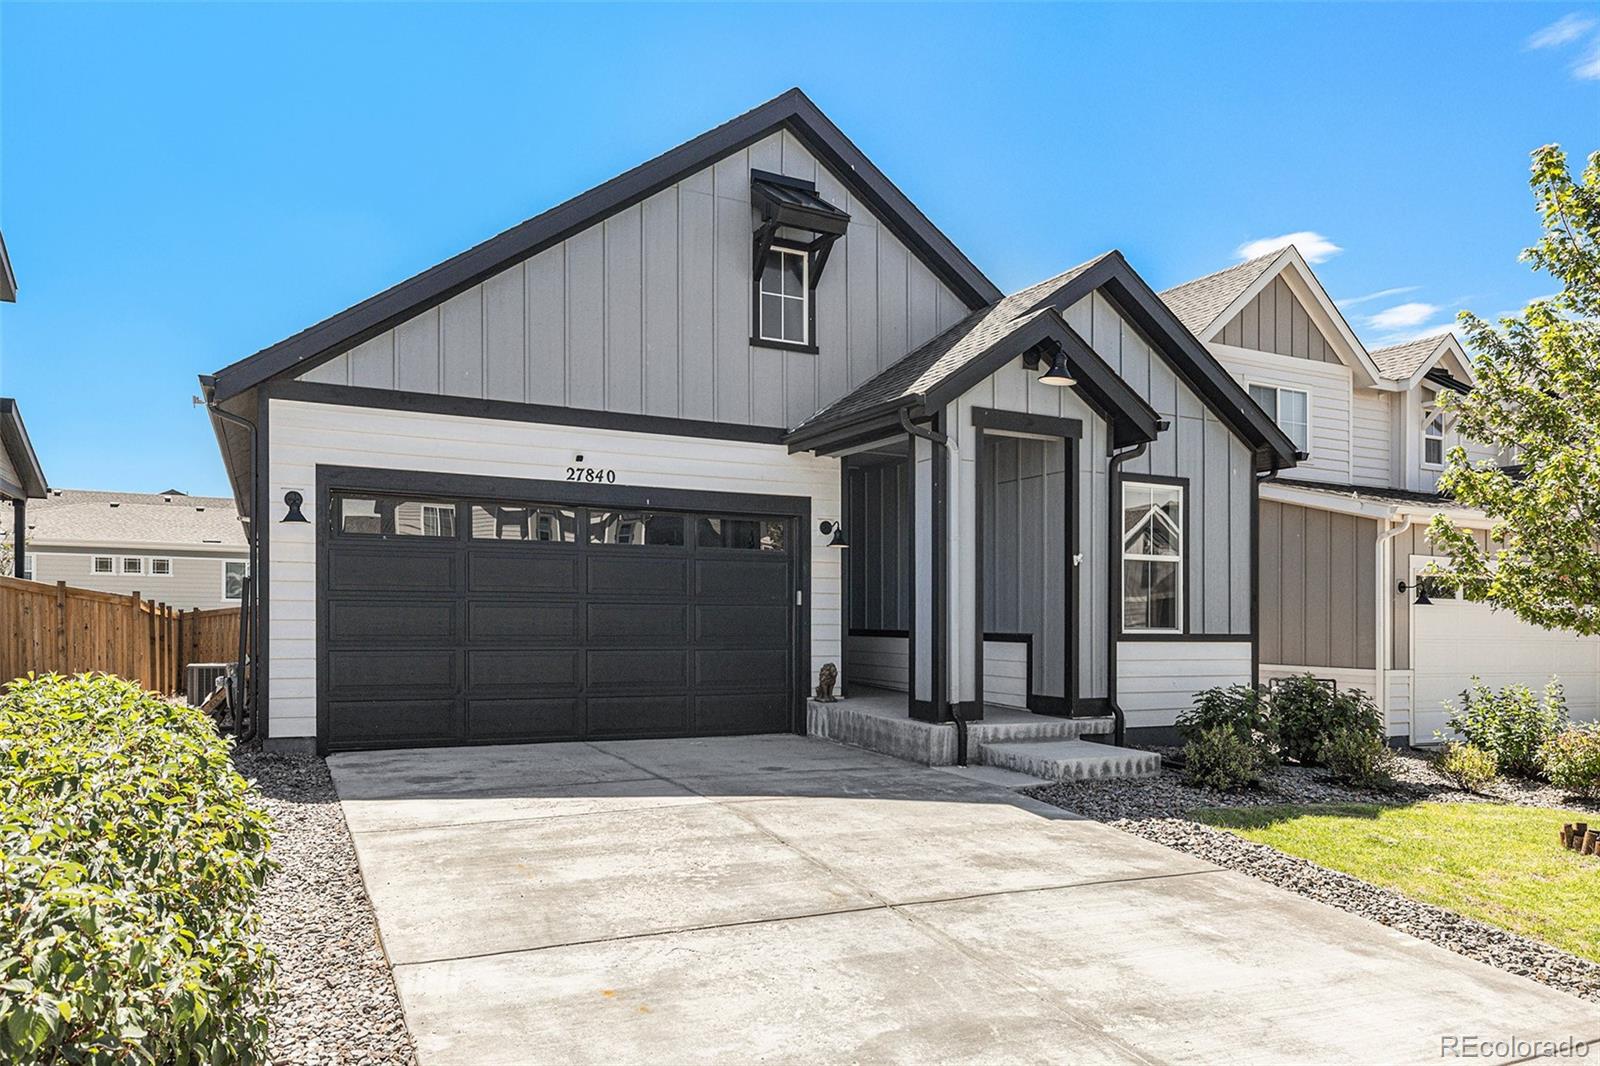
[1271,675,1384,766]
[1445,676,1567,778]
[1320,725,1394,789]
[1182,724,1267,792]
[1541,724,1600,797]
[0,673,275,1064]
[1177,684,1276,760]
[1437,742,1499,792]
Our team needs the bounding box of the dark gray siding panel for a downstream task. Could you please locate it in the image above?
[847,458,911,631]
[981,436,1067,699]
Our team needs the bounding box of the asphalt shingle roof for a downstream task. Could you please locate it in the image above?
[1370,333,1451,381]
[1269,476,1452,508]
[4,490,246,548]
[1157,251,1282,337]
[794,254,1111,432]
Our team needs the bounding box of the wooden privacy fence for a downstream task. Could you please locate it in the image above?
[0,576,241,696]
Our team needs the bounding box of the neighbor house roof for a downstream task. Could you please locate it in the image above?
[789,251,1302,471]
[1371,333,1452,380]
[4,489,247,550]
[1157,252,1280,338]
[0,230,15,303]
[206,87,1002,404]
[0,398,47,499]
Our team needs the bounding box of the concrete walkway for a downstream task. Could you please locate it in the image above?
[329,735,1600,1064]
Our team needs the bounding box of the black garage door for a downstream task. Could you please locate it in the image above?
[319,488,799,752]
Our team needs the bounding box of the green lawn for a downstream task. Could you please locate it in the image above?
[1195,801,1600,963]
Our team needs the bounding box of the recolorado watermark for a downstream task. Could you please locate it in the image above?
[1441,1035,1592,1059]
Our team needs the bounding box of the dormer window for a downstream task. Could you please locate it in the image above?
[1248,384,1310,454]
[1423,410,1445,467]
[758,246,810,346]
[750,170,848,354]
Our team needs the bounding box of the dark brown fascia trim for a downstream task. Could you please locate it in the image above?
[0,398,48,497]
[265,380,791,445]
[1025,253,1300,471]
[211,89,1000,403]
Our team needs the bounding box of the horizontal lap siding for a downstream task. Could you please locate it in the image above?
[1350,388,1392,487]
[301,131,969,430]
[27,547,245,611]
[847,633,907,692]
[266,399,840,740]
[1213,343,1353,484]
[1117,641,1252,729]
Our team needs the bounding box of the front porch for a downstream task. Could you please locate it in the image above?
[808,684,1158,781]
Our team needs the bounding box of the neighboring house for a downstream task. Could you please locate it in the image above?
[2,490,249,610]
[1161,247,1594,744]
[203,88,1298,756]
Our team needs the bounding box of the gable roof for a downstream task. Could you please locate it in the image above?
[0,399,47,499]
[3,489,245,550]
[1159,245,1384,387]
[207,88,1001,403]
[1158,252,1280,338]
[790,251,1302,472]
[1370,331,1474,389]
[0,230,15,303]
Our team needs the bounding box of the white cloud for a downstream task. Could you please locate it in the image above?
[1336,285,1421,309]
[1526,13,1596,49]
[1367,302,1440,331]
[1575,40,1600,79]
[1235,231,1342,264]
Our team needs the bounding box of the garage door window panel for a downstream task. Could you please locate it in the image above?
[697,516,785,551]
[471,504,578,542]
[589,511,686,546]
[337,494,461,538]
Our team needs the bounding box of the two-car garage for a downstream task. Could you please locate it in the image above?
[316,473,807,753]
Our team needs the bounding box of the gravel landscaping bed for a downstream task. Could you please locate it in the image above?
[236,750,416,1066]
[1029,751,1600,1004]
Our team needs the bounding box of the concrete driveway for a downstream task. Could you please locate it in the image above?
[329,735,1600,1064]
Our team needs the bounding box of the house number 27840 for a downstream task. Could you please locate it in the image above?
[565,466,617,484]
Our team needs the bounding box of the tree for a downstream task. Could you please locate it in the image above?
[1428,145,1600,633]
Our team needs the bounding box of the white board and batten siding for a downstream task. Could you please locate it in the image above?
[1210,342,1353,485]
[265,399,841,740]
[1118,641,1252,731]
[299,130,969,431]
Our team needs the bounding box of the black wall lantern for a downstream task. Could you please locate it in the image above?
[1396,579,1431,606]
[819,520,848,548]
[1023,339,1077,388]
[282,490,308,523]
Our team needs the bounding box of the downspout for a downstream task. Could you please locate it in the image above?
[1375,517,1411,743]
[898,407,968,765]
[202,381,261,745]
[1106,439,1151,747]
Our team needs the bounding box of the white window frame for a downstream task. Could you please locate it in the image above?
[120,556,144,575]
[18,553,34,581]
[222,560,248,602]
[1248,382,1311,455]
[1120,480,1185,635]
[1422,408,1446,469]
[92,555,114,575]
[756,245,810,347]
[419,503,453,538]
[149,557,173,577]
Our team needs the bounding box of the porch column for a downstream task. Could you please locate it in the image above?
[909,431,939,720]
[10,497,23,580]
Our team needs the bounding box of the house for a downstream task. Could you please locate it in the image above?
[0,399,49,577]
[2,489,249,610]
[203,88,1298,757]
[1160,247,1597,744]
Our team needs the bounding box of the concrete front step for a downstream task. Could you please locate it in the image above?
[978,739,1162,782]
[967,714,1114,744]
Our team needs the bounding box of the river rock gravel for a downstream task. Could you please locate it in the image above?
[235,750,416,1066]
[1029,750,1600,1004]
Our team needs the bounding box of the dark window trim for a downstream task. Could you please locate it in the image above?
[752,239,819,354]
[264,380,790,445]
[1118,473,1190,638]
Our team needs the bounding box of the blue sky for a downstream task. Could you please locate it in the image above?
[2,3,1595,497]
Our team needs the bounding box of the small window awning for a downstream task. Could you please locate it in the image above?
[1424,367,1471,395]
[751,170,850,286]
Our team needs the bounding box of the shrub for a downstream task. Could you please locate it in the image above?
[1271,675,1384,766]
[1437,742,1499,792]
[1541,724,1600,797]
[1182,724,1267,792]
[1445,676,1567,778]
[1320,725,1394,789]
[0,673,275,1064]
[1176,684,1276,759]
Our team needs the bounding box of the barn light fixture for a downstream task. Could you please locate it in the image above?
[282,490,308,523]
[1396,579,1432,606]
[819,520,848,548]
[1037,346,1076,388]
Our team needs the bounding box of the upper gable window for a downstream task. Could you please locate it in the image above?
[757,245,811,348]
[1423,410,1445,467]
[1248,384,1310,454]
